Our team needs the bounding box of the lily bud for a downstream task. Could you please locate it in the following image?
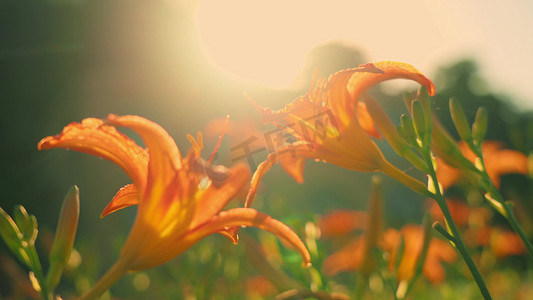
[13,205,38,246]
[0,207,31,266]
[449,98,473,143]
[417,87,433,134]
[46,186,80,291]
[400,114,418,147]
[411,100,426,145]
[364,96,428,172]
[472,107,488,144]
[431,119,478,173]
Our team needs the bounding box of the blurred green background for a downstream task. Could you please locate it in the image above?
[1,0,533,299]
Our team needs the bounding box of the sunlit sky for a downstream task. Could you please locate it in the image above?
[197,0,533,110]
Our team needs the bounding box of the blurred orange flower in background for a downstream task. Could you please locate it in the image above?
[428,199,526,258]
[318,210,367,238]
[322,223,457,283]
[38,115,311,274]
[436,141,528,190]
[322,236,366,276]
[382,225,457,284]
[245,276,277,299]
[246,61,436,206]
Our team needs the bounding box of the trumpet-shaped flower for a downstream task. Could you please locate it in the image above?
[38,115,310,297]
[246,62,435,205]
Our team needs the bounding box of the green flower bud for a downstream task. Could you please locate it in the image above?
[411,99,426,145]
[400,114,418,146]
[13,205,38,245]
[417,87,433,134]
[0,207,31,266]
[472,107,488,144]
[431,119,479,173]
[0,207,22,244]
[364,97,429,173]
[449,98,473,143]
[46,186,80,291]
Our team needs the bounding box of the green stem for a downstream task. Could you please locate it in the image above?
[354,275,368,299]
[380,151,491,298]
[432,222,455,242]
[474,150,533,260]
[27,246,51,300]
[401,215,432,299]
[77,258,129,300]
[504,202,533,259]
[433,196,492,300]
[423,149,492,300]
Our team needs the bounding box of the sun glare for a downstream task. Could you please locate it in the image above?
[195,0,447,89]
[196,0,533,109]
[196,1,317,88]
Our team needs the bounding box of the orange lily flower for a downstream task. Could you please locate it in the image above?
[322,236,366,276]
[38,115,310,298]
[246,61,435,205]
[382,225,457,284]
[428,199,526,258]
[490,229,526,258]
[318,210,367,238]
[322,224,457,284]
[436,141,528,190]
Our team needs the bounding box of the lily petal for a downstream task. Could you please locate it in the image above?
[246,143,317,208]
[347,61,435,101]
[217,226,240,244]
[330,61,435,128]
[106,115,183,202]
[101,184,139,218]
[128,208,311,270]
[191,163,251,228]
[280,156,306,184]
[190,208,311,267]
[357,102,381,139]
[38,118,148,190]
[325,68,362,129]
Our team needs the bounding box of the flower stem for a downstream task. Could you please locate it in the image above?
[432,193,492,300]
[505,204,533,257]
[475,153,533,260]
[422,148,492,300]
[27,246,51,300]
[77,258,129,300]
